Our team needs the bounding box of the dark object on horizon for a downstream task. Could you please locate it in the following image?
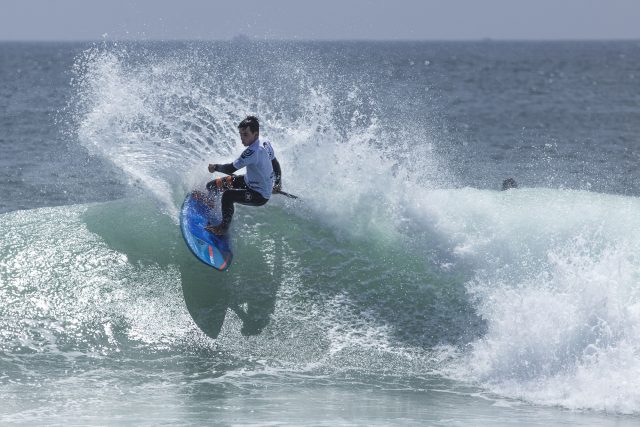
[502,178,518,191]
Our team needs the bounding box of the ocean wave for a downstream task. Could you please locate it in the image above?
[23,41,639,414]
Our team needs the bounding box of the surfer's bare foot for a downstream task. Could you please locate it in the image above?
[204,224,227,236]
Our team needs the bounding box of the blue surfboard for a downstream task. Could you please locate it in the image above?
[180,191,233,271]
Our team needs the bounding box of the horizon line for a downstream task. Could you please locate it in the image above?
[1,37,639,43]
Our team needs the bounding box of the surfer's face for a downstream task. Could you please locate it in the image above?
[239,127,259,146]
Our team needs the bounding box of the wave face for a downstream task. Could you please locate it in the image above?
[3,41,640,420]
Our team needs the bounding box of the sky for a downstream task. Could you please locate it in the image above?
[1,0,640,41]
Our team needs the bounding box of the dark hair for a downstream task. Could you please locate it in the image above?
[238,115,259,133]
[501,178,518,191]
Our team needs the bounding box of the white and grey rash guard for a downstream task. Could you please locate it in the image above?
[212,137,281,199]
[231,138,277,199]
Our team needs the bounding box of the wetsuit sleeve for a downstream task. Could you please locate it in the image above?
[213,163,238,175]
[272,158,282,186]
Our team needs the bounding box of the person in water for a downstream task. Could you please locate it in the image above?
[204,116,281,235]
[501,177,518,191]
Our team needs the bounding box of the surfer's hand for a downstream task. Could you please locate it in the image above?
[208,164,218,173]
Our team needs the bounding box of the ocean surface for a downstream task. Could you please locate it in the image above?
[1,40,640,425]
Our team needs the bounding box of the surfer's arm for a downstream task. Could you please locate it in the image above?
[272,158,282,190]
[208,163,238,175]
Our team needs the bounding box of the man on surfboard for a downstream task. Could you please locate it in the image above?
[204,116,281,235]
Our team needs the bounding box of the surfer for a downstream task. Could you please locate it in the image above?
[501,177,518,191]
[204,116,281,235]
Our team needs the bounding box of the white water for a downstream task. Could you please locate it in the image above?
[65,45,640,416]
[430,188,640,414]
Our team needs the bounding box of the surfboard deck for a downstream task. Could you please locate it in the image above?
[180,191,233,271]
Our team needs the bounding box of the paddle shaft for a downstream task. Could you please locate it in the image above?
[211,170,300,199]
